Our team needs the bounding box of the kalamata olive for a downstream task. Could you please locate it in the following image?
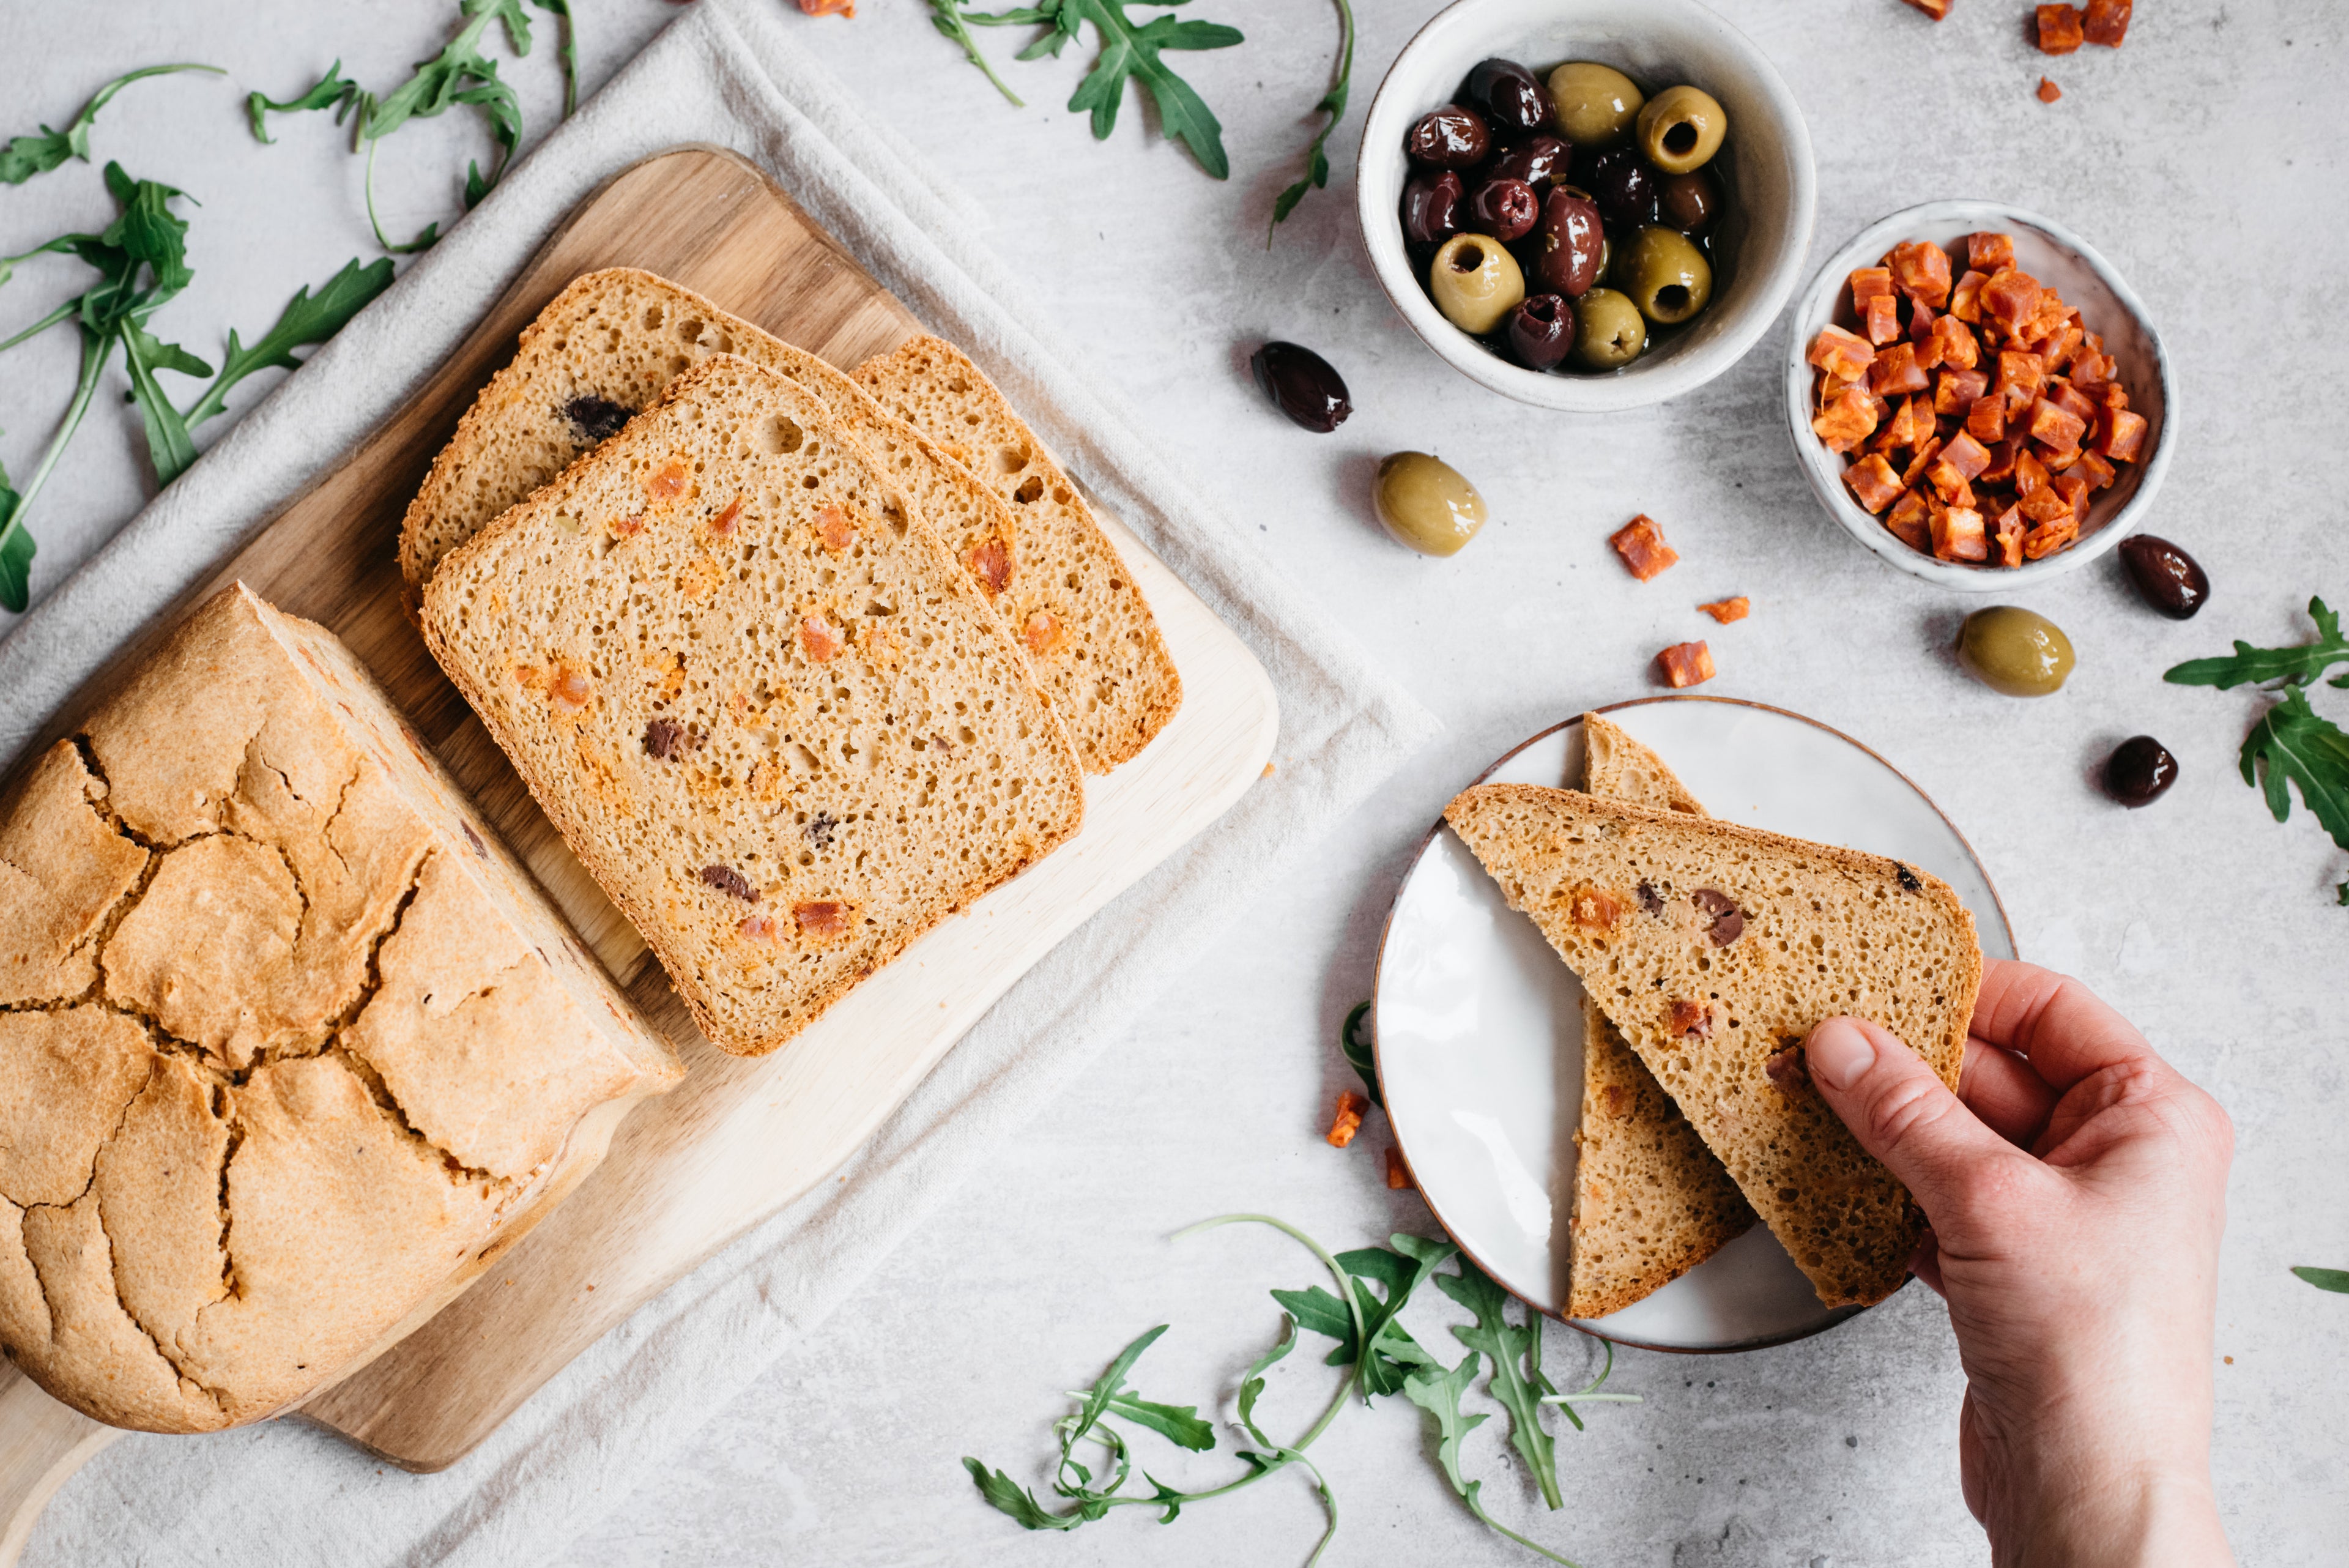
[2103,735,2178,807]
[1505,294,1575,370]
[1570,288,1646,370]
[1531,185,1605,297]
[1401,169,1465,250]
[1957,606,2074,697]
[2118,535,2209,620]
[1489,133,1572,189]
[1547,61,1644,146]
[1250,341,1351,434]
[1616,226,1713,324]
[1466,177,1538,243]
[1464,58,1553,137]
[1636,84,1727,174]
[1581,145,1658,229]
[1428,232,1526,335]
[1408,105,1490,169]
[1374,451,1486,557]
[1657,169,1719,235]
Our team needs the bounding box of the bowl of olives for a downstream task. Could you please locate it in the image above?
[1357,0,1816,412]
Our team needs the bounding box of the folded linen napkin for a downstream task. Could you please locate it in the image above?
[9,1,1436,1563]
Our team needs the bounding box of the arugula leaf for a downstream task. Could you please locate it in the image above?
[1438,1256,1560,1510]
[247,61,362,144]
[1274,1234,1455,1398]
[2295,1266,2349,1293]
[0,463,29,614]
[927,1,1028,104]
[120,320,210,485]
[1269,0,1353,238]
[967,0,1241,178]
[1403,1354,1582,1566]
[1340,1000,1380,1107]
[2237,686,2349,855]
[963,1457,1083,1530]
[176,258,394,436]
[2167,597,2349,691]
[1097,1391,1215,1451]
[0,64,221,185]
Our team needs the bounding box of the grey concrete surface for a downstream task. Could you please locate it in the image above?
[6,1,2346,1564]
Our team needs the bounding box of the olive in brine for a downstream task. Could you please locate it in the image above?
[1616,226,1713,324]
[1957,607,2074,696]
[1547,61,1644,146]
[1375,451,1486,557]
[1581,145,1659,229]
[1657,169,1719,235]
[1408,105,1490,169]
[1571,288,1646,370]
[1506,294,1576,371]
[2118,535,2209,620]
[1401,169,1465,251]
[2104,735,2178,807]
[1636,85,1727,174]
[1428,232,1526,335]
[1530,185,1604,297]
[1490,133,1572,190]
[1467,177,1538,243]
[1250,341,1352,434]
[1465,58,1553,137]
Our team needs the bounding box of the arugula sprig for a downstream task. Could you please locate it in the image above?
[1269,0,1354,239]
[926,2,1027,106]
[247,61,363,144]
[2166,596,2349,691]
[0,64,222,186]
[1439,1256,1561,1508]
[2295,1266,2349,1294]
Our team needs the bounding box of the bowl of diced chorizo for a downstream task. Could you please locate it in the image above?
[1783,199,2173,590]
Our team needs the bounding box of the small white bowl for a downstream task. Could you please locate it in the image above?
[1356,0,1817,413]
[1784,199,2178,591]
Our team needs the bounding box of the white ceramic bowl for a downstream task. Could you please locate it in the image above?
[1356,0,1816,412]
[1784,199,2178,590]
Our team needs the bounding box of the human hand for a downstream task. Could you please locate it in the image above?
[1803,959,2235,1568]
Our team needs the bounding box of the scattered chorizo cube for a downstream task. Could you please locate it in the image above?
[1656,641,1715,688]
[1931,505,1988,562]
[1950,270,1988,324]
[1936,366,1989,416]
[1886,489,1932,549]
[1809,323,1877,381]
[1929,315,1980,371]
[1814,388,1879,453]
[2038,76,2063,103]
[1844,454,1906,514]
[1888,240,1954,308]
[2096,406,2148,462]
[2028,397,2090,450]
[1384,1146,1416,1191]
[1967,234,2016,272]
[1609,513,1680,580]
[1864,292,1903,346]
[2083,0,2129,45]
[2022,518,2079,559]
[1902,0,1950,17]
[1966,392,2008,443]
[1698,596,1751,624]
[1327,1090,1368,1148]
[2037,4,2085,51]
[1981,269,2045,334]
[1849,267,1896,309]
[1870,342,1931,396]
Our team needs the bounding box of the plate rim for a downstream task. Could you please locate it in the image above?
[1370,694,2017,1354]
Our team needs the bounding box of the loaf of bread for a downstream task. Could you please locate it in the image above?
[421,354,1084,1057]
[853,335,1182,772]
[1567,713,1754,1320]
[0,584,681,1433]
[1443,782,1981,1309]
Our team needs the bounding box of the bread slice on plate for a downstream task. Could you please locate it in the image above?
[422,354,1084,1057]
[853,335,1182,773]
[1567,712,1755,1320]
[1444,782,1981,1310]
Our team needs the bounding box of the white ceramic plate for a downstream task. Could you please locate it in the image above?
[1373,697,2017,1351]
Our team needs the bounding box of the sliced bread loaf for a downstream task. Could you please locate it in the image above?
[421,355,1085,1057]
[1444,782,1981,1309]
[852,335,1182,772]
[1567,712,1754,1320]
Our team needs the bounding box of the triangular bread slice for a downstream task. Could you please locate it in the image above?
[1568,713,1754,1319]
[1444,782,1981,1309]
[421,355,1084,1057]
[852,335,1182,772]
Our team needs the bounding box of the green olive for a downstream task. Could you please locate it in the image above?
[1570,288,1646,370]
[1428,232,1526,336]
[1635,84,1727,175]
[1547,62,1644,147]
[1957,607,2075,697]
[1374,451,1486,557]
[1616,226,1713,325]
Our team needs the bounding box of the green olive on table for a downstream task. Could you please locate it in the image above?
[1957,607,2074,696]
[1635,85,1727,175]
[1428,232,1526,335]
[1546,62,1644,146]
[1374,451,1486,557]
[1570,288,1646,370]
[1614,227,1712,325]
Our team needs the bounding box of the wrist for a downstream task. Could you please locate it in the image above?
[1997,1452,2232,1568]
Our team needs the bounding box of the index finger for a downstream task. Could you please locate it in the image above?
[1967,958,2164,1094]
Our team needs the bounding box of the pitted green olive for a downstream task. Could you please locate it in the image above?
[1546,62,1644,146]
[1570,288,1646,370]
[1374,451,1486,557]
[1616,226,1713,324]
[1635,84,1727,174]
[1957,607,2074,696]
[1428,232,1526,336]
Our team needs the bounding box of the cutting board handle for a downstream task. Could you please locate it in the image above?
[0,1366,119,1568]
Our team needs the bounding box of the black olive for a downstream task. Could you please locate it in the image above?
[1463,59,1553,137]
[1250,341,1352,434]
[2118,535,2209,620]
[1466,177,1538,243]
[1488,133,1572,190]
[1505,294,1575,370]
[1401,169,1465,249]
[1407,105,1490,169]
[1657,169,1719,236]
[2103,735,2178,807]
[1531,185,1605,297]
[1579,144,1659,230]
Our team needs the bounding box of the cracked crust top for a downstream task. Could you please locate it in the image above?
[0,584,682,1432]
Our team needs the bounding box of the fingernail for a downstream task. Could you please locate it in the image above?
[1806,1018,1876,1091]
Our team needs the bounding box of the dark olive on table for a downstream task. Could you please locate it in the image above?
[1957,606,2074,697]
[1401,169,1465,250]
[1657,169,1718,235]
[1250,341,1352,434]
[1616,226,1713,325]
[1547,61,1644,146]
[1408,105,1490,168]
[1505,294,1576,370]
[1570,288,1646,370]
[1489,133,1572,190]
[2118,535,2209,620]
[1580,144,1658,229]
[1530,185,1605,297]
[1464,58,1553,137]
[1467,177,1539,243]
[2103,735,2178,807]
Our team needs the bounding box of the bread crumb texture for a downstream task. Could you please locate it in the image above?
[0,585,680,1433]
[1445,781,1981,1310]
[420,356,1085,1058]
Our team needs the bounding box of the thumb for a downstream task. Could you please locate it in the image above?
[1804,1016,2019,1228]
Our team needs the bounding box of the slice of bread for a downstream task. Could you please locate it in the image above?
[1444,782,1981,1309]
[421,355,1084,1057]
[852,335,1182,772]
[1567,712,1754,1320]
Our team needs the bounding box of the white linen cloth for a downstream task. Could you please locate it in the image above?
[7,1,1437,1560]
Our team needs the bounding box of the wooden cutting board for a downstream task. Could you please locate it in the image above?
[0,144,1277,1559]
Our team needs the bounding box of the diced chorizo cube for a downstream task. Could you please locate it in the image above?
[1966,391,2009,443]
[2042,321,2085,372]
[1903,0,1951,17]
[1928,315,1980,371]
[1610,514,1680,581]
[1981,269,2045,334]
[2019,484,2072,526]
[1931,505,1988,562]
[1849,267,1896,308]
[1885,489,1932,549]
[1843,453,1905,514]
[1949,270,1988,325]
[2083,0,2129,45]
[2013,448,2052,496]
[1809,323,1877,381]
[1870,342,1931,396]
[1924,457,1972,507]
[1864,292,1903,346]
[2019,295,2073,348]
[1990,505,2026,567]
[1699,596,1751,624]
[1979,438,2019,485]
[2096,406,2148,462]
[1889,240,1954,308]
[2028,397,2090,450]
[1327,1090,1368,1148]
[2050,472,2091,515]
[2047,381,2099,425]
[2071,349,2112,388]
[1883,396,1923,449]
[1902,435,1945,488]
[2022,518,2079,560]
[1656,641,1716,688]
[2038,76,2063,103]
[1868,389,1894,424]
[1995,349,2047,403]
[2077,450,2118,489]
[2037,4,2085,51]
[1940,430,1992,482]
[1968,234,2017,272]
[2043,440,2087,472]
[1935,366,1989,417]
[1813,388,1880,453]
[2101,382,2130,413]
